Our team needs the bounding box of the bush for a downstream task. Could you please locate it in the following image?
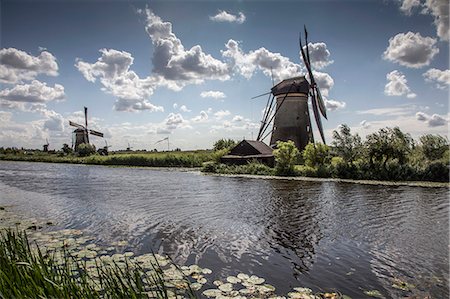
[303,143,330,168]
[420,161,449,182]
[274,140,300,176]
[213,139,237,151]
[77,143,96,157]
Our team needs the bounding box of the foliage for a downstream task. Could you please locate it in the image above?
[212,139,237,151]
[419,134,448,161]
[273,140,300,176]
[62,143,73,154]
[331,124,362,163]
[303,143,330,168]
[364,127,413,168]
[202,161,274,176]
[77,143,96,157]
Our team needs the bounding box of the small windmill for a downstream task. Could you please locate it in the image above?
[97,140,111,156]
[69,106,104,151]
[255,26,328,151]
[43,139,49,152]
[126,143,133,151]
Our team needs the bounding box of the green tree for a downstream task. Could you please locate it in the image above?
[273,140,300,175]
[365,127,413,168]
[61,143,73,154]
[213,139,237,151]
[77,143,96,157]
[331,124,362,163]
[419,134,448,161]
[303,142,330,167]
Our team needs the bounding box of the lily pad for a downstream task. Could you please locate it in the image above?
[226,276,241,284]
[363,289,383,298]
[218,283,234,292]
[203,289,223,298]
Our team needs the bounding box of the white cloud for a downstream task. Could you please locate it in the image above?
[232,115,244,122]
[384,70,417,98]
[416,111,428,121]
[302,42,333,70]
[423,0,449,41]
[383,32,439,68]
[398,0,449,41]
[75,48,163,112]
[309,71,334,97]
[416,111,448,127]
[423,68,450,89]
[358,106,414,117]
[0,48,58,83]
[142,8,230,87]
[399,0,421,15]
[428,114,447,127]
[173,103,178,109]
[222,39,302,82]
[0,80,65,104]
[360,120,371,129]
[324,99,346,111]
[157,112,191,134]
[191,111,209,123]
[209,11,246,24]
[200,90,226,99]
[214,110,231,119]
[179,105,191,112]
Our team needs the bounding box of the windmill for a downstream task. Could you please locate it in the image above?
[126,143,133,151]
[255,26,328,151]
[68,106,104,151]
[43,139,49,152]
[97,140,111,156]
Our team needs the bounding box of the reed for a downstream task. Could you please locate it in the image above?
[0,229,196,298]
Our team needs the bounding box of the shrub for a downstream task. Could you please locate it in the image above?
[303,143,330,168]
[77,143,96,157]
[274,140,300,176]
[213,139,237,151]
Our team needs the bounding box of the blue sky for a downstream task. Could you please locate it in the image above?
[0,0,448,151]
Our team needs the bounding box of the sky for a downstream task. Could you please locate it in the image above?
[0,0,448,151]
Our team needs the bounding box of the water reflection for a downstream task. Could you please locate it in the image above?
[0,161,448,298]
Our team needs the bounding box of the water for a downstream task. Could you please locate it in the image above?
[0,161,448,298]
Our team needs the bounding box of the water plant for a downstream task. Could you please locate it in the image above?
[0,229,197,298]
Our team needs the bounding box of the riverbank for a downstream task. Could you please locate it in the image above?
[203,172,450,188]
[0,150,215,167]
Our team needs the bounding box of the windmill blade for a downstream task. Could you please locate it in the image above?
[155,137,168,144]
[251,91,271,100]
[314,86,327,119]
[310,90,326,144]
[302,27,328,120]
[257,94,275,140]
[89,129,104,137]
[69,120,85,128]
[84,107,88,128]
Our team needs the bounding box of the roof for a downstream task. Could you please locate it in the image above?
[228,140,274,156]
[271,76,310,96]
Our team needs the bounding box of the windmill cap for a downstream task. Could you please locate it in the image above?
[271,76,309,96]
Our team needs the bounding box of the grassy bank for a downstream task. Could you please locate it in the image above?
[0,150,214,168]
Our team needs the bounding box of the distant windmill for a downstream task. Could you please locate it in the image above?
[254,26,328,151]
[97,140,111,156]
[155,137,170,151]
[126,143,133,151]
[43,139,49,152]
[68,106,104,151]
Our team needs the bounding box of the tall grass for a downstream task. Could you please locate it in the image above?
[0,150,214,168]
[0,229,196,298]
